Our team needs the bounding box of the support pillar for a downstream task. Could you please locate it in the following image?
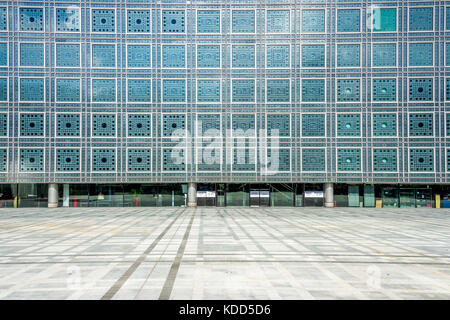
[187,182,197,207]
[324,183,334,208]
[48,183,59,208]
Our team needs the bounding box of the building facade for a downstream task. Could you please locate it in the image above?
[0,1,449,208]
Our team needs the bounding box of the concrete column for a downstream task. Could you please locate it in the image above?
[324,183,334,208]
[48,183,59,208]
[187,182,197,207]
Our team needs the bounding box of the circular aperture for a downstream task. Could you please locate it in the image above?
[101,123,107,128]
[418,87,423,93]
[137,157,142,163]
[172,123,177,128]
[29,122,35,128]
[66,123,72,128]
[418,122,424,128]
[171,19,177,24]
[419,158,424,163]
[101,18,106,24]
[29,157,35,163]
[101,157,107,163]
[136,19,142,25]
[30,17,35,23]
[65,158,71,163]
[137,123,142,128]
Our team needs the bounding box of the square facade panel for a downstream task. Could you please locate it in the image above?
[162,45,185,68]
[372,78,396,102]
[336,79,360,102]
[91,113,116,137]
[302,79,325,102]
[0,149,6,171]
[91,79,116,102]
[127,149,151,171]
[197,10,220,33]
[371,8,396,32]
[127,45,150,68]
[232,80,255,102]
[0,7,7,31]
[266,79,290,102]
[20,8,44,31]
[197,80,220,102]
[162,10,185,33]
[267,114,290,137]
[409,43,433,66]
[20,149,44,172]
[56,8,80,32]
[302,44,325,68]
[302,114,325,137]
[163,148,185,171]
[0,78,7,101]
[20,43,44,67]
[0,113,7,136]
[0,42,7,66]
[232,10,255,33]
[409,113,433,137]
[56,44,80,67]
[410,149,434,172]
[128,114,151,137]
[56,149,80,172]
[92,44,115,68]
[91,9,115,32]
[267,148,290,172]
[337,9,360,32]
[127,10,150,33]
[233,148,256,171]
[409,7,433,31]
[337,114,360,137]
[127,79,151,103]
[20,78,44,102]
[373,149,397,172]
[232,114,255,135]
[197,114,220,136]
[266,10,290,33]
[409,78,433,101]
[302,149,325,171]
[266,45,289,68]
[372,113,396,137]
[92,149,116,172]
[163,79,186,102]
[337,149,361,172]
[372,43,396,67]
[232,45,255,68]
[56,79,80,102]
[20,113,44,137]
[56,114,80,137]
[302,9,325,33]
[337,44,360,67]
[162,114,185,137]
[197,45,220,68]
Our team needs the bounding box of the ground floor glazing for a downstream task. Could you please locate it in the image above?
[1,183,449,208]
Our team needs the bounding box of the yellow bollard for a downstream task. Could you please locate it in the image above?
[436,194,440,208]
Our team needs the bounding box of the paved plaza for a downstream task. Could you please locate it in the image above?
[0,207,449,300]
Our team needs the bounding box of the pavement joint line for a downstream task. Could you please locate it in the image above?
[158,210,196,300]
[100,208,186,300]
